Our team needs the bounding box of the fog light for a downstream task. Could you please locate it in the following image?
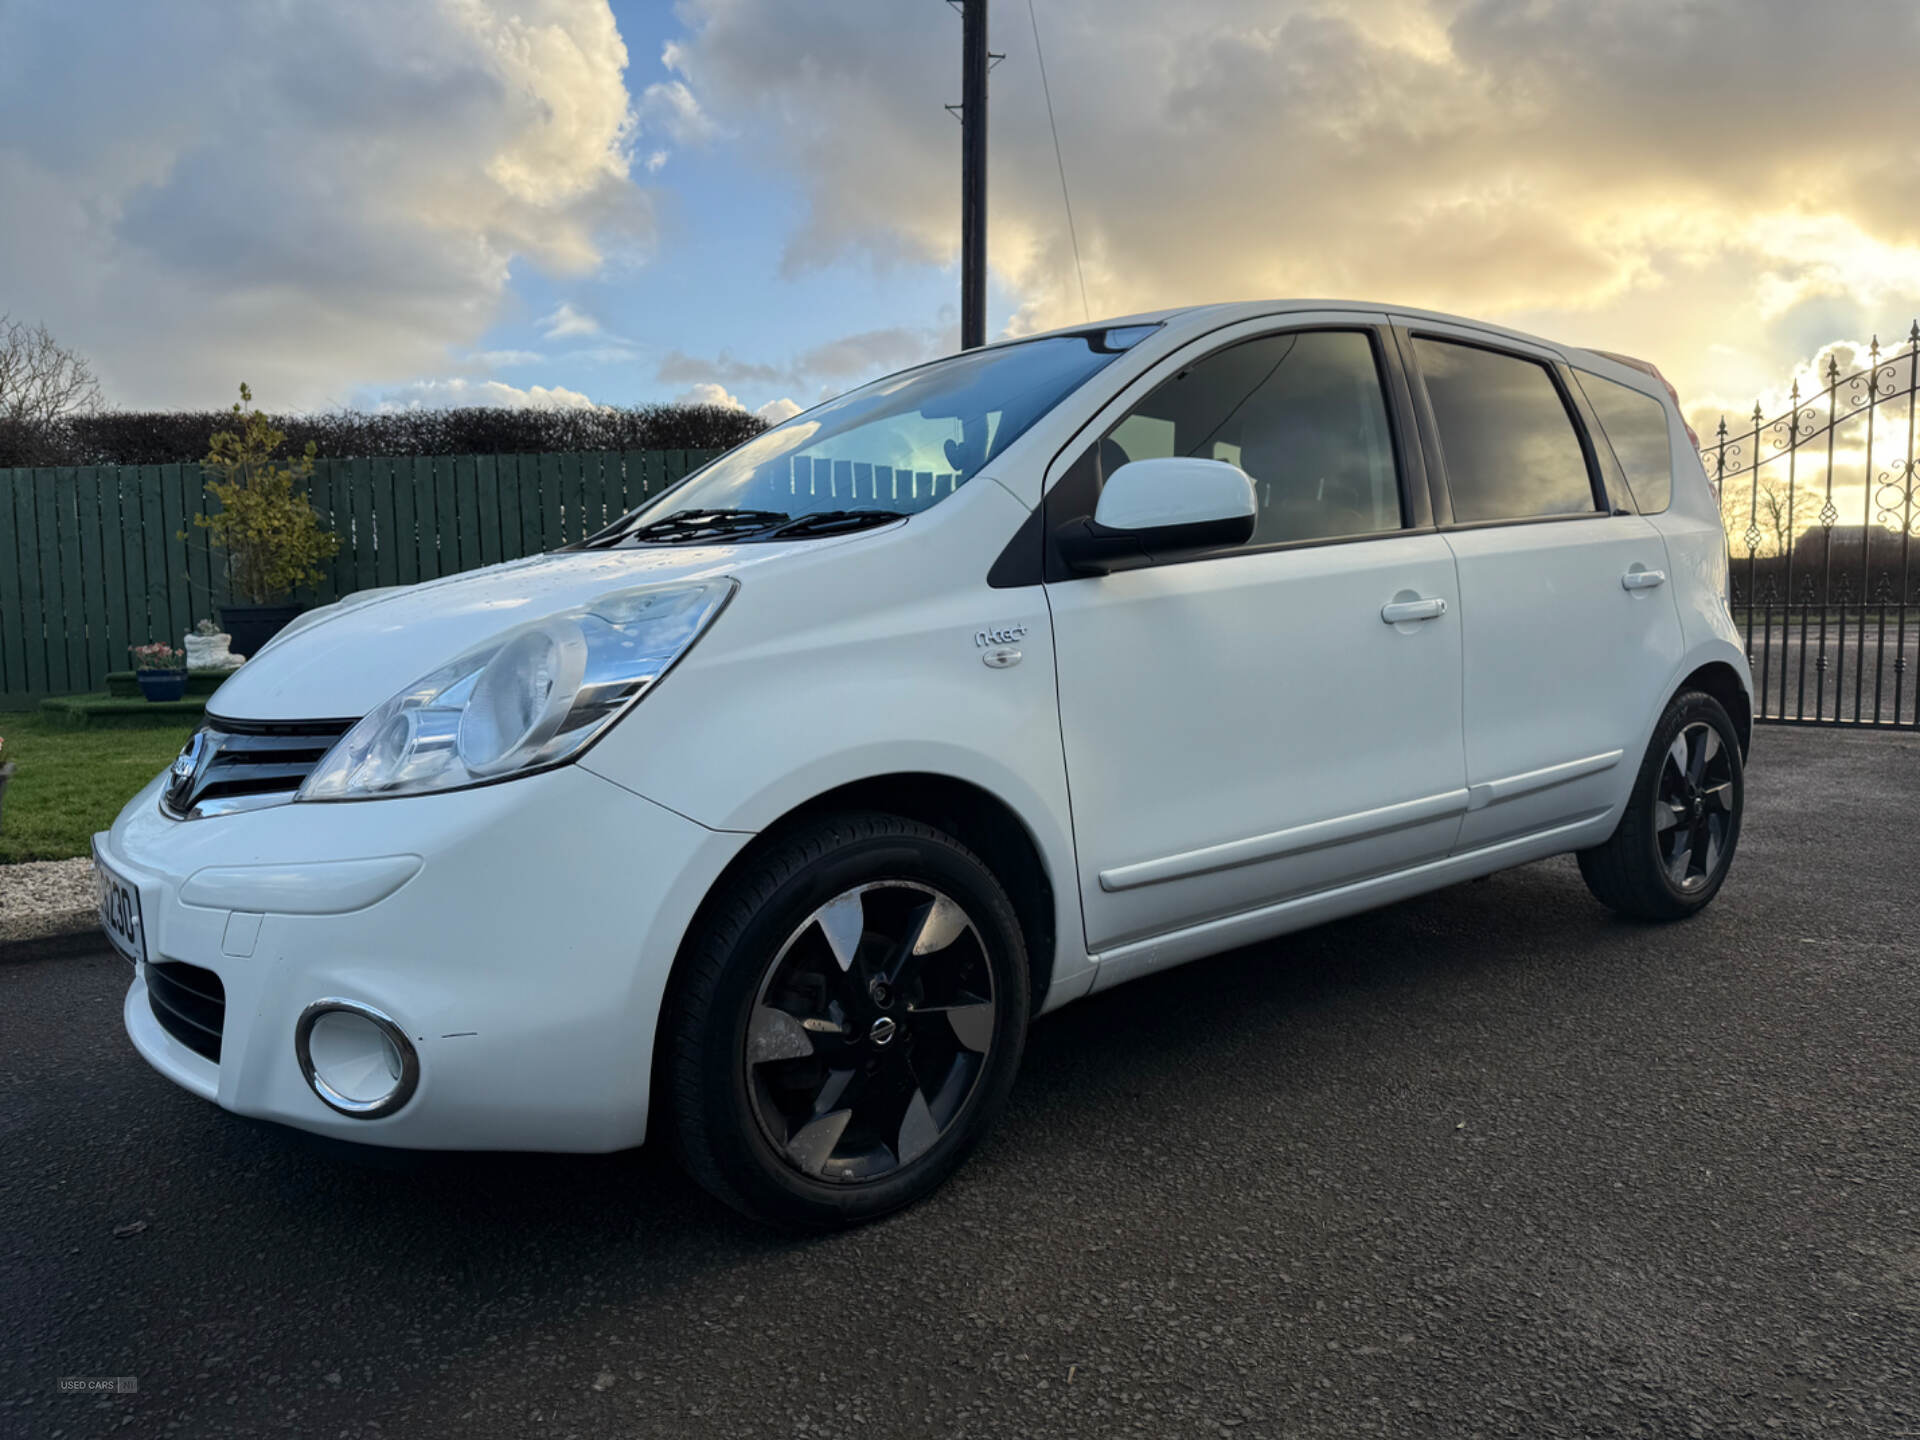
[295,999,419,1118]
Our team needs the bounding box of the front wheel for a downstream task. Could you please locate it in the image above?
[661,813,1030,1231]
[1577,689,1745,921]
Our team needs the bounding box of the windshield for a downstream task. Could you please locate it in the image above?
[595,326,1155,545]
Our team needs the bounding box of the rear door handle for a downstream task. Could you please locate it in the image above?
[1381,597,1447,624]
[1621,568,1667,591]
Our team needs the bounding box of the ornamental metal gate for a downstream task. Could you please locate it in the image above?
[1708,324,1920,729]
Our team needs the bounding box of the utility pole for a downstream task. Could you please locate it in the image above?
[959,0,988,349]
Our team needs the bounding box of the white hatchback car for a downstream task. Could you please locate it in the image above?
[99,301,1751,1229]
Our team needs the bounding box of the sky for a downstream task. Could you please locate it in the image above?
[4,0,1920,458]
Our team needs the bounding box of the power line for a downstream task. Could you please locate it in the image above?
[1026,0,1090,324]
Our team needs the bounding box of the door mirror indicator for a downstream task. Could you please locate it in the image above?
[1055,457,1257,575]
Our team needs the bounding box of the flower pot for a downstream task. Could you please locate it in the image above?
[136,669,189,703]
[0,762,13,834]
[185,631,238,670]
[219,603,304,660]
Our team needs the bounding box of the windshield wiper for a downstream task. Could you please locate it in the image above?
[618,508,792,546]
[768,510,909,538]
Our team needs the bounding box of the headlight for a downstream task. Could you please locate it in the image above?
[298,578,734,801]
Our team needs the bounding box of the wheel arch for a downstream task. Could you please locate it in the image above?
[656,772,1062,1074]
[1678,660,1752,757]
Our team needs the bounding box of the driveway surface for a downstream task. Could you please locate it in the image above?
[4,726,1918,1438]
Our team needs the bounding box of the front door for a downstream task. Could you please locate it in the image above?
[1045,323,1470,954]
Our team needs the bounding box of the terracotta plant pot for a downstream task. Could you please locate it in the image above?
[136,669,189,703]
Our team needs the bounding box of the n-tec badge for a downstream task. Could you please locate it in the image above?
[974,623,1028,648]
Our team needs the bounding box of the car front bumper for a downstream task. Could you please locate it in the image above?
[101,763,750,1151]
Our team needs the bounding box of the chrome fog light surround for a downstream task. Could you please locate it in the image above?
[295,999,419,1119]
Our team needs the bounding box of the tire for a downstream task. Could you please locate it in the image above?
[661,812,1030,1231]
[1577,689,1745,921]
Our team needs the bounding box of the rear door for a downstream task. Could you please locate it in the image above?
[1396,321,1686,852]
[1044,317,1469,954]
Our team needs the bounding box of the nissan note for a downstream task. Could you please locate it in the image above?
[97,300,1751,1229]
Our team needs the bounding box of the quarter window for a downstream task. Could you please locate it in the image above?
[1577,370,1674,513]
[1411,339,1598,524]
[1096,330,1402,546]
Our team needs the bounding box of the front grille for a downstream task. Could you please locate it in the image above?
[164,717,355,819]
[147,961,226,1062]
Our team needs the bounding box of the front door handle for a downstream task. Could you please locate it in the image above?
[1621,568,1667,591]
[1381,596,1447,624]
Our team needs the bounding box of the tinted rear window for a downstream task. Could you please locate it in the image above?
[1578,370,1674,513]
[1412,339,1598,524]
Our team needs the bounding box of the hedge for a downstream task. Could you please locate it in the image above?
[0,402,767,469]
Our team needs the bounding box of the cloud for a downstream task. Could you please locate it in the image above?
[472,349,547,368]
[637,78,718,146]
[566,342,642,366]
[658,350,789,390]
[657,324,950,409]
[375,377,601,411]
[540,302,603,339]
[661,0,1920,405]
[0,0,647,409]
[676,381,743,409]
[674,383,799,423]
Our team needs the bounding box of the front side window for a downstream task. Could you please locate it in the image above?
[1096,329,1402,546]
[1411,338,1599,524]
[1577,370,1674,513]
[597,328,1150,544]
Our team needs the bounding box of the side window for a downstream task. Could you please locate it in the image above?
[1577,370,1674,513]
[1096,330,1402,546]
[1411,338,1598,524]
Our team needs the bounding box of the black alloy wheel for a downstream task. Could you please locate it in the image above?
[1578,688,1745,921]
[1653,721,1736,893]
[746,881,997,1183]
[663,813,1029,1230]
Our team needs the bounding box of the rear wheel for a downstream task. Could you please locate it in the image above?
[662,813,1029,1231]
[1578,689,1744,921]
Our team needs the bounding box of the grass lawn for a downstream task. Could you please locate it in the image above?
[0,712,195,864]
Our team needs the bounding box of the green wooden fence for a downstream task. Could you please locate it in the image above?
[0,448,715,708]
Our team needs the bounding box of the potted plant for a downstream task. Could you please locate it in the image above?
[130,642,189,702]
[193,383,339,658]
[0,734,12,835]
[185,617,241,669]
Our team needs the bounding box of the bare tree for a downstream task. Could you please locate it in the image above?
[0,315,103,428]
[1751,476,1801,557]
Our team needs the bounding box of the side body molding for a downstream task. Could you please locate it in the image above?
[1098,789,1470,893]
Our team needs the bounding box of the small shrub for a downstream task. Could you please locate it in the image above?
[193,384,341,605]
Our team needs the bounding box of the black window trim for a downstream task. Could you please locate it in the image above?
[1396,325,1619,533]
[1001,320,1433,584]
[1568,364,1678,516]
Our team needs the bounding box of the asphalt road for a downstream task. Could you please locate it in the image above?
[5,726,1920,1439]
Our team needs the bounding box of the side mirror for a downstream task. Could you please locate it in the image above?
[1054,457,1257,575]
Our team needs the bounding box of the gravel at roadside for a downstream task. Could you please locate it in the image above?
[0,856,98,948]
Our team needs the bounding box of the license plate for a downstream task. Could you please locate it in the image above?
[92,841,146,967]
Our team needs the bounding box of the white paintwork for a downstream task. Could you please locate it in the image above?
[101,296,1752,1154]
[1093,457,1255,532]
[207,541,852,722]
[1048,529,1467,950]
[178,856,422,914]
